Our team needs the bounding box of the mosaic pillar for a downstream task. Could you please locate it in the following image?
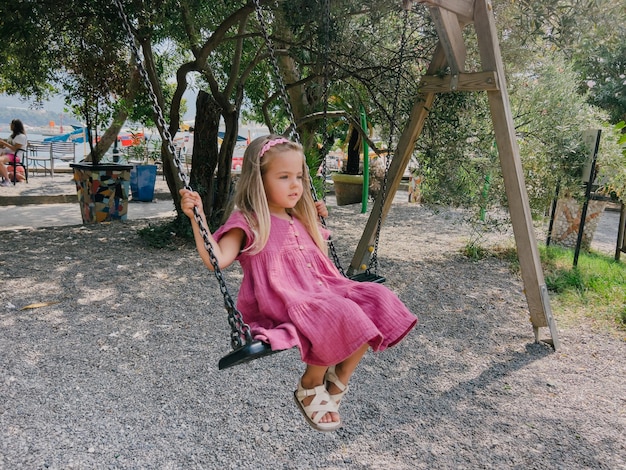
[71,163,132,224]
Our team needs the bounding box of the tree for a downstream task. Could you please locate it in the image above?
[500,0,626,124]
[8,0,621,224]
[59,10,134,164]
[121,0,433,227]
[578,41,626,124]
[511,54,608,212]
[0,2,56,99]
[0,1,139,164]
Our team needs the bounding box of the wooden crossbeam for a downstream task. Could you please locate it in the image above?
[416,0,474,24]
[420,71,499,92]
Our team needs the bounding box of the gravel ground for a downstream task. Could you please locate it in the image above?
[1,199,624,469]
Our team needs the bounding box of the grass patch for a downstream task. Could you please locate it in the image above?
[462,242,490,260]
[538,245,626,332]
[471,243,626,333]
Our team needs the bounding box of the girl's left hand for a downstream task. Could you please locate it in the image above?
[179,188,204,219]
[315,201,329,218]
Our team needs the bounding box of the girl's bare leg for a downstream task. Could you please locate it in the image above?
[327,343,369,396]
[299,343,369,424]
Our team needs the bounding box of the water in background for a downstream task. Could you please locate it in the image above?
[21,123,269,170]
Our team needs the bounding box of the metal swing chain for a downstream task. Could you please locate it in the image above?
[114,0,252,349]
[368,5,411,274]
[253,0,346,274]
[252,0,300,144]
[317,0,346,276]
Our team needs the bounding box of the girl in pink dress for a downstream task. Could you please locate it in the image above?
[180,135,417,432]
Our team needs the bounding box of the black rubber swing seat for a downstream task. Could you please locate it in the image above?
[349,272,386,283]
[218,340,283,370]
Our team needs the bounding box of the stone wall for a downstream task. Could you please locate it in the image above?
[550,198,607,249]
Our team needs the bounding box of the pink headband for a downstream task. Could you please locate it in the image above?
[260,138,290,157]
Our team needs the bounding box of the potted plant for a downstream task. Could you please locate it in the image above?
[331,127,385,206]
[331,127,364,206]
[62,33,136,224]
[70,133,133,224]
[68,108,135,223]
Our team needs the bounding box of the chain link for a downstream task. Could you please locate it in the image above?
[116,0,359,347]
[115,0,251,348]
[318,0,346,276]
[252,0,300,144]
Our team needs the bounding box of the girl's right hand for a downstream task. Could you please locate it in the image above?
[179,189,203,219]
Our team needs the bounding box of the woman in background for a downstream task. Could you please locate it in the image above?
[0,119,28,185]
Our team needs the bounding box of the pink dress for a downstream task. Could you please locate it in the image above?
[214,211,417,366]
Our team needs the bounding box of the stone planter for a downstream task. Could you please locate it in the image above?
[331,173,364,206]
[550,197,608,250]
[71,163,132,224]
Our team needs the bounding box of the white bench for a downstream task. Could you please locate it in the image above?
[27,141,76,177]
[27,141,53,176]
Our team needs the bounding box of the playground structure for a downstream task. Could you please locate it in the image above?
[116,0,561,356]
[351,0,560,348]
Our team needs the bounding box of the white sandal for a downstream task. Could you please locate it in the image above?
[325,366,349,407]
[293,382,341,432]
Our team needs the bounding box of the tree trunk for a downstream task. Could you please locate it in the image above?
[138,34,184,213]
[213,106,240,227]
[192,90,222,228]
[346,127,360,175]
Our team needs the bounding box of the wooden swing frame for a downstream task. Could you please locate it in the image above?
[116,0,560,363]
[351,0,559,348]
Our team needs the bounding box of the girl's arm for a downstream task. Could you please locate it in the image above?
[0,138,23,153]
[179,189,244,271]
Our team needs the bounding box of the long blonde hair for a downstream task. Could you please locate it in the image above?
[234,134,328,255]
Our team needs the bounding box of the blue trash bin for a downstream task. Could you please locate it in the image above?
[130,164,158,202]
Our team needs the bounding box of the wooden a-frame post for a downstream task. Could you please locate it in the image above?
[348,0,560,349]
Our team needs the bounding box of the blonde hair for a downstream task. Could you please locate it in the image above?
[234,134,328,255]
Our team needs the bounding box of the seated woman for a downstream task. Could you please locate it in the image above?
[0,119,28,185]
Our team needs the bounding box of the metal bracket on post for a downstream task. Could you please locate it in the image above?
[537,284,560,350]
[450,74,459,91]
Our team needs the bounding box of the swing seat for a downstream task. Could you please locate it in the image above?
[349,272,386,283]
[218,340,283,370]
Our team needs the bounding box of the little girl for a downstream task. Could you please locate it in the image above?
[180,135,417,432]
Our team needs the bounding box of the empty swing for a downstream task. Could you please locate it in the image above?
[310,0,411,284]
[115,0,403,370]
